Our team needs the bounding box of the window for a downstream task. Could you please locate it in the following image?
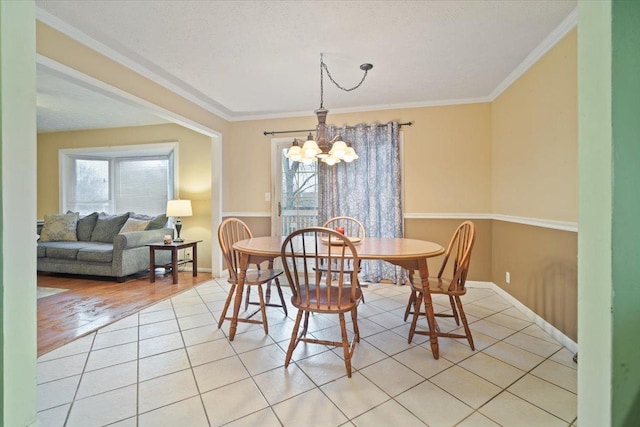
[60,144,176,215]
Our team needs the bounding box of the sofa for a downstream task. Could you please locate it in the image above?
[37,211,173,282]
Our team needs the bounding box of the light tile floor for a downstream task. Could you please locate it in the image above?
[37,280,578,426]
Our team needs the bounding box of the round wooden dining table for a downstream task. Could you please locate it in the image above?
[231,236,446,358]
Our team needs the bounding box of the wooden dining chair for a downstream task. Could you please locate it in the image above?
[281,227,362,377]
[404,221,476,349]
[320,216,366,302]
[323,216,366,240]
[217,218,287,335]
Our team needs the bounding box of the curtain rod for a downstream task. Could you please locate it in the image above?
[263,121,412,136]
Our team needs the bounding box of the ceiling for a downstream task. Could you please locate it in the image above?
[35,0,577,132]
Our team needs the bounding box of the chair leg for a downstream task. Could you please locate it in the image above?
[350,307,360,343]
[408,291,424,343]
[265,280,272,304]
[244,285,251,311]
[218,283,236,329]
[274,278,288,316]
[338,312,352,378]
[449,295,460,326]
[404,289,417,321]
[455,296,475,350]
[301,311,310,336]
[285,310,304,368]
[257,284,268,335]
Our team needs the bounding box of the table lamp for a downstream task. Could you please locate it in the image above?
[166,199,192,242]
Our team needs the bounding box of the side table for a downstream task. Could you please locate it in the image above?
[147,240,202,284]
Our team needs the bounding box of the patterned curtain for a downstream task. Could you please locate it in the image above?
[318,121,406,284]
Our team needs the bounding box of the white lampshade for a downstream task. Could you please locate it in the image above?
[286,145,302,161]
[166,199,193,217]
[342,147,359,163]
[322,155,340,166]
[302,139,321,157]
[329,139,347,159]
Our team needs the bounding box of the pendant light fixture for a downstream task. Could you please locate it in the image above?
[286,54,372,165]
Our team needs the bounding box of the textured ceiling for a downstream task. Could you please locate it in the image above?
[35,0,577,131]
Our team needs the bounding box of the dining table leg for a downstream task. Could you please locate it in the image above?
[417,258,440,359]
[228,253,249,341]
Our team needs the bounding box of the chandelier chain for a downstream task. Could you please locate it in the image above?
[319,53,370,109]
[321,62,370,92]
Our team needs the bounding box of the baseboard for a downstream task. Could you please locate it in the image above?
[466,280,578,354]
[180,267,212,273]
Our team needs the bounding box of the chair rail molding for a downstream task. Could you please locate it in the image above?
[404,213,578,233]
[224,212,578,233]
[223,212,272,218]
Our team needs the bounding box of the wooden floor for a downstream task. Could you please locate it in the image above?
[37,269,213,357]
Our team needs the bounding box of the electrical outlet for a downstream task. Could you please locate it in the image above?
[264,192,271,202]
[506,272,511,284]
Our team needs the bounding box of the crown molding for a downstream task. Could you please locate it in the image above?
[488,7,578,101]
[36,8,233,122]
[37,54,221,138]
[36,6,577,122]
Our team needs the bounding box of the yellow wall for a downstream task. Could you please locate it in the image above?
[492,29,578,222]
[228,104,492,214]
[37,124,214,269]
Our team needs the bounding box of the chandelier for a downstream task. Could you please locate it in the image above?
[285,54,373,165]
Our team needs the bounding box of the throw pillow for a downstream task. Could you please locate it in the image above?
[70,211,99,241]
[90,213,130,243]
[129,212,167,230]
[146,214,168,230]
[120,217,150,233]
[39,212,79,242]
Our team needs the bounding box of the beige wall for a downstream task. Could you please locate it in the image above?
[37,123,214,269]
[492,221,577,341]
[492,29,578,222]
[227,104,492,214]
[490,29,578,340]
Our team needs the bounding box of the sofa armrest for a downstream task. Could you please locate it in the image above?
[113,228,174,250]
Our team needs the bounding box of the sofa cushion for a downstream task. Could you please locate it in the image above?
[76,212,99,241]
[39,213,79,242]
[91,213,130,243]
[37,245,46,258]
[77,243,114,263]
[120,217,150,233]
[38,241,93,260]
